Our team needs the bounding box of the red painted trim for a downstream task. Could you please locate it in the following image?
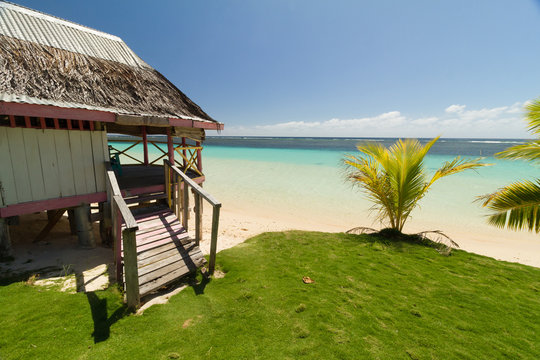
[78,120,84,130]
[67,119,72,130]
[142,126,149,165]
[24,116,31,128]
[168,117,224,130]
[53,118,59,129]
[0,102,116,123]
[8,115,15,127]
[39,117,46,129]
[89,121,94,131]
[0,192,108,218]
[167,128,174,164]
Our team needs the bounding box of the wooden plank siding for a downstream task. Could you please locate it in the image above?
[0,127,17,206]
[37,130,62,199]
[7,128,33,203]
[55,130,77,197]
[91,130,107,194]
[0,127,108,208]
[68,131,88,195]
[80,132,97,194]
[22,129,46,200]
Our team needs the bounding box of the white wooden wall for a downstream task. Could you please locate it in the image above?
[0,127,108,207]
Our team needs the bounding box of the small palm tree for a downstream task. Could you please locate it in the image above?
[480,99,540,232]
[344,137,486,233]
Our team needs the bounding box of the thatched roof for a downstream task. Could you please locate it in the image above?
[0,1,220,128]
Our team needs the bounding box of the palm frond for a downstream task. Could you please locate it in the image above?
[429,157,489,186]
[480,179,540,233]
[525,99,540,135]
[496,141,540,162]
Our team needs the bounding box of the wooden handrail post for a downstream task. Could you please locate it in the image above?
[182,137,187,169]
[164,159,222,275]
[174,173,182,219]
[164,164,171,208]
[209,205,221,274]
[194,192,202,246]
[196,141,202,173]
[122,228,140,309]
[114,205,122,282]
[182,181,189,231]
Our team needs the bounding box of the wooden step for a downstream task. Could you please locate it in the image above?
[124,192,166,205]
[138,253,206,296]
[138,243,201,277]
[137,235,194,261]
[120,204,204,298]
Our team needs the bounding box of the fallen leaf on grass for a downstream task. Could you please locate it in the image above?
[302,276,315,284]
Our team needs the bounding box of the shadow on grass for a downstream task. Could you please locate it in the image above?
[345,228,453,254]
[0,266,61,286]
[190,275,210,296]
[86,291,130,343]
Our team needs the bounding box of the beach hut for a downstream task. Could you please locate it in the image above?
[0,1,223,307]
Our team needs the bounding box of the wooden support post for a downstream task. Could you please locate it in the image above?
[208,205,221,274]
[142,126,149,166]
[122,228,140,309]
[167,128,174,164]
[99,202,112,247]
[0,218,12,259]
[34,209,66,243]
[67,209,77,235]
[74,203,96,248]
[182,182,189,231]
[194,192,202,246]
[196,141,202,173]
[181,137,187,169]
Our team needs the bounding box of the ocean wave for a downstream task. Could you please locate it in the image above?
[469,140,525,144]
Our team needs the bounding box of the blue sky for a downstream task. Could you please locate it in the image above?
[16,0,540,138]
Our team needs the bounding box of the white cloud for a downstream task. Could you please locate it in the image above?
[219,100,532,138]
[445,104,466,113]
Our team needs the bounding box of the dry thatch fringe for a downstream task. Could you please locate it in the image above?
[0,35,214,121]
[346,227,459,255]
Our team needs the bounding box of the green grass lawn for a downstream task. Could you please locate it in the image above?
[1,231,540,359]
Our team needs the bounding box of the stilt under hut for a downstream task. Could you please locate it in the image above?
[0,1,224,308]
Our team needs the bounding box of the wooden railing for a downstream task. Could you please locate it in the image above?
[164,159,221,273]
[105,163,140,309]
[108,139,203,175]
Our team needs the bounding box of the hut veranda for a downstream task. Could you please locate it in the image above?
[0,1,224,307]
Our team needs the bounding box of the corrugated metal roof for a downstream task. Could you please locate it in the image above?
[0,1,149,68]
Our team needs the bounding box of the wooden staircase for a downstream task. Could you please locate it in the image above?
[122,204,206,297]
[106,160,221,309]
